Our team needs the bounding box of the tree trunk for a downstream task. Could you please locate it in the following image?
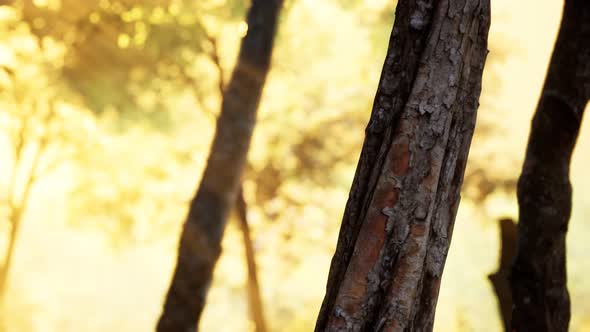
[1,107,53,313]
[0,207,23,332]
[156,1,283,331]
[0,208,22,305]
[315,1,490,331]
[510,1,590,331]
[236,188,267,332]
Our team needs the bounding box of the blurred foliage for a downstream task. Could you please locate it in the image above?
[1,0,589,332]
[18,0,247,122]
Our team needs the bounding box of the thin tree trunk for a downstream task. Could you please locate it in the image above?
[202,33,268,332]
[1,106,53,308]
[488,218,517,332]
[510,1,590,331]
[315,1,490,330]
[157,1,283,331]
[236,188,267,332]
[0,209,22,303]
[0,208,24,332]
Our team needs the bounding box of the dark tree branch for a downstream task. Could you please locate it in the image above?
[203,32,226,96]
[488,218,517,332]
[510,1,590,331]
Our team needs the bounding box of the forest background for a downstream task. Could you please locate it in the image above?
[1,0,589,331]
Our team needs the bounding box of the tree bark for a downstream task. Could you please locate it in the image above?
[510,1,590,331]
[236,188,267,332]
[156,1,283,331]
[315,1,490,331]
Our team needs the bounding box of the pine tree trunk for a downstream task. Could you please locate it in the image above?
[315,0,490,330]
[510,1,590,331]
[157,1,283,331]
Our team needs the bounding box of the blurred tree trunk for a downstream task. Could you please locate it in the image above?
[510,1,590,331]
[236,188,267,332]
[199,28,269,332]
[1,106,54,319]
[0,209,22,304]
[0,206,25,331]
[315,1,490,330]
[156,1,283,331]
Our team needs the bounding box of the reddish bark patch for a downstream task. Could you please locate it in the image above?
[410,222,427,237]
[375,186,400,210]
[349,213,387,269]
[327,180,406,325]
[391,136,411,175]
[422,155,440,191]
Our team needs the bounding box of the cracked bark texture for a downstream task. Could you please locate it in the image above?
[315,0,490,331]
[156,1,283,331]
[510,1,590,331]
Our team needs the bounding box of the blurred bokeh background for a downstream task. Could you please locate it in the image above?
[1,0,589,331]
